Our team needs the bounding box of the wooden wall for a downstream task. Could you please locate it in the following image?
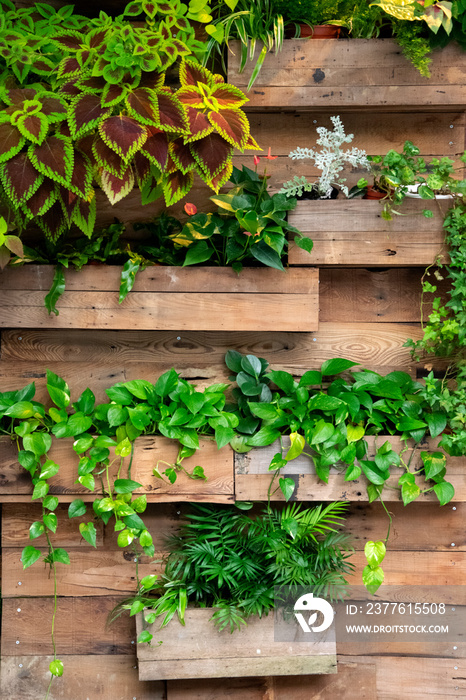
[1,7,466,697]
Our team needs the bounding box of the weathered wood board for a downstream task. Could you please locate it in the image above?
[235,436,466,501]
[136,608,337,680]
[228,40,466,109]
[0,435,233,502]
[289,199,450,266]
[0,266,319,332]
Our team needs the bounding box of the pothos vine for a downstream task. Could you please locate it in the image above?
[0,350,458,695]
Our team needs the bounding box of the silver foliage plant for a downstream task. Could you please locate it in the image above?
[280,116,370,198]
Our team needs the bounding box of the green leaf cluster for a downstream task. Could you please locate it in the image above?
[137,501,354,639]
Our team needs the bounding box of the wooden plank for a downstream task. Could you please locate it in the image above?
[289,199,449,266]
[0,436,233,501]
[0,265,315,294]
[1,548,159,597]
[167,660,377,700]
[1,503,106,548]
[235,436,466,502]
[0,322,428,370]
[0,655,164,700]
[228,40,466,108]
[4,501,463,553]
[136,609,336,680]
[361,655,466,698]
[1,597,136,656]
[244,111,465,157]
[0,289,319,332]
[344,502,466,551]
[1,503,179,549]
[229,40,466,86]
[347,551,466,586]
[319,268,442,323]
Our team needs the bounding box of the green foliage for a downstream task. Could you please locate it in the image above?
[133,501,354,641]
[163,164,302,272]
[0,2,254,241]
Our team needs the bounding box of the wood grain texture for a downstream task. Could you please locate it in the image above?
[319,268,439,322]
[235,436,466,502]
[136,608,336,680]
[0,435,233,501]
[1,597,136,656]
[1,547,159,597]
[0,287,319,331]
[167,656,466,700]
[0,655,164,700]
[289,199,450,266]
[228,40,466,108]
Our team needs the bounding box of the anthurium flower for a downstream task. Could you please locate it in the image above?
[184,202,197,215]
[264,147,277,160]
[253,155,260,165]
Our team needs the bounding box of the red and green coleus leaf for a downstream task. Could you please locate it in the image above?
[126,88,158,126]
[176,85,206,110]
[57,56,81,81]
[138,69,165,91]
[183,106,214,143]
[0,152,44,205]
[179,59,214,89]
[169,139,198,174]
[244,133,261,150]
[140,128,169,170]
[93,137,126,177]
[75,76,107,95]
[208,109,250,150]
[100,166,135,205]
[69,151,93,199]
[205,160,233,193]
[52,31,84,52]
[162,170,194,206]
[190,133,233,182]
[16,112,49,145]
[59,80,81,100]
[58,185,79,224]
[84,27,109,51]
[28,134,74,189]
[210,84,248,109]
[101,83,128,109]
[2,87,38,107]
[36,200,68,242]
[99,115,148,161]
[68,94,110,140]
[72,194,96,238]
[153,91,188,134]
[133,151,152,188]
[39,97,68,124]
[0,123,25,163]
[20,178,58,218]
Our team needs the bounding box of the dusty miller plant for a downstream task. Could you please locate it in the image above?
[280,116,369,198]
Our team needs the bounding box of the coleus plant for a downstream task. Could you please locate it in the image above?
[0,1,256,242]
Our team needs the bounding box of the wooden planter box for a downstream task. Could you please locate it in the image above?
[288,199,449,266]
[0,435,234,503]
[228,39,466,109]
[136,608,336,680]
[0,265,319,332]
[235,436,466,502]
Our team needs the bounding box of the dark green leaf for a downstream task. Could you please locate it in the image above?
[68,499,87,518]
[114,479,143,494]
[21,545,41,569]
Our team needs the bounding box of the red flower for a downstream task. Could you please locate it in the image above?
[264,147,277,160]
[253,155,260,165]
[184,202,197,216]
